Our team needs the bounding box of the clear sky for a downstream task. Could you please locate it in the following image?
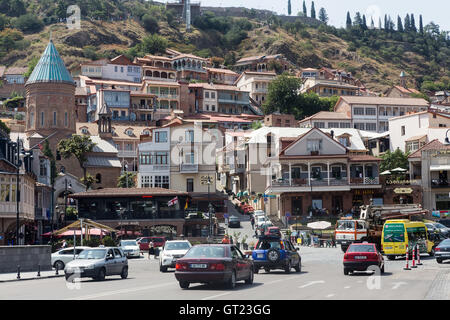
[174,0,450,31]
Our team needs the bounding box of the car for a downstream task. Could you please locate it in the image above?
[256,215,268,228]
[435,238,450,264]
[118,240,141,258]
[175,244,254,289]
[437,219,450,228]
[432,222,450,237]
[64,247,128,282]
[252,235,301,274]
[51,246,90,271]
[253,210,265,217]
[265,226,281,237]
[343,243,384,275]
[159,240,192,272]
[228,216,241,228]
[258,221,274,235]
[137,236,167,252]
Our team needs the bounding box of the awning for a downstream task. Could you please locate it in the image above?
[430,165,450,171]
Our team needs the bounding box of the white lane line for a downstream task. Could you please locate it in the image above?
[202,292,232,300]
[298,280,325,288]
[344,286,351,289]
[66,282,176,300]
[326,294,335,298]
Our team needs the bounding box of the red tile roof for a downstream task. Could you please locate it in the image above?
[408,139,450,159]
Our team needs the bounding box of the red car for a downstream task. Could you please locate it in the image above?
[343,243,385,275]
[175,244,254,289]
[265,226,281,237]
[138,236,166,252]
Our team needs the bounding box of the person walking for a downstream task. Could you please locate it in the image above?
[61,239,67,248]
[250,215,255,230]
[221,235,231,244]
[148,240,155,259]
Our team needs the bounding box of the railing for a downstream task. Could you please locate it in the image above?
[78,210,185,220]
[431,179,449,188]
[350,177,380,185]
[271,178,349,187]
[140,164,170,172]
[180,164,198,173]
[159,94,179,99]
[117,150,137,158]
[218,98,250,105]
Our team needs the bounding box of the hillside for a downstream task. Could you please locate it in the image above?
[0,0,449,94]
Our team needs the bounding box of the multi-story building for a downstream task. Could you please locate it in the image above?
[0,66,26,99]
[334,96,429,133]
[300,78,360,97]
[80,55,142,83]
[235,71,276,106]
[298,111,351,129]
[206,67,239,85]
[264,113,297,128]
[385,71,421,98]
[389,111,450,153]
[234,54,292,73]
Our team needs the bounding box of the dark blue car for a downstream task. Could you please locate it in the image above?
[252,236,301,274]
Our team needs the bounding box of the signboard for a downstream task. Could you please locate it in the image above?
[394,188,413,194]
[224,214,229,219]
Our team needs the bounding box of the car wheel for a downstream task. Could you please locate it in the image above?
[254,266,259,274]
[285,261,291,274]
[245,269,254,285]
[160,265,168,273]
[179,281,190,289]
[54,261,65,271]
[97,268,106,281]
[121,266,128,279]
[436,258,443,264]
[264,267,270,273]
[226,271,236,289]
[294,261,301,273]
[344,268,350,275]
[267,249,280,263]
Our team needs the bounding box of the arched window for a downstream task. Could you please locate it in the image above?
[96,173,102,184]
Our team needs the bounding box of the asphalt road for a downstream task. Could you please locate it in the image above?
[0,219,448,300]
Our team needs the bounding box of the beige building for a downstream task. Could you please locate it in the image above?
[235,71,277,106]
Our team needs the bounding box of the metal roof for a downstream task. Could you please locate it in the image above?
[26,40,74,86]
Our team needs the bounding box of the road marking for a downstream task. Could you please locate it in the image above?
[298,280,325,288]
[344,286,351,289]
[67,282,176,300]
[202,292,232,300]
[391,282,408,290]
[326,294,335,298]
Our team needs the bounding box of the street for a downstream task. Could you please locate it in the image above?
[0,219,448,300]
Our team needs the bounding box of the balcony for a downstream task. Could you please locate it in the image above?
[431,179,450,188]
[180,163,198,173]
[140,164,170,172]
[159,94,179,99]
[35,207,48,220]
[118,150,137,158]
[218,98,250,105]
[350,177,380,185]
[230,164,245,175]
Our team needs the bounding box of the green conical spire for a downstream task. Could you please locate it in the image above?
[26,40,74,86]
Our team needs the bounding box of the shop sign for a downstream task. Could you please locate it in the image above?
[354,189,375,195]
[394,188,413,194]
[386,179,419,185]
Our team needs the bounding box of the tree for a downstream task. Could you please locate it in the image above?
[288,0,291,15]
[310,1,316,19]
[251,121,262,130]
[404,14,411,32]
[397,15,404,32]
[354,12,363,27]
[141,14,159,33]
[346,11,352,29]
[57,135,96,191]
[117,172,136,188]
[410,14,417,32]
[12,14,44,33]
[318,8,328,24]
[419,15,424,34]
[362,14,367,30]
[380,149,409,173]
[303,0,307,17]
[263,74,302,115]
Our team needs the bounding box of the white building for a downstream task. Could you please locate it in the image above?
[235,71,277,106]
[81,55,142,83]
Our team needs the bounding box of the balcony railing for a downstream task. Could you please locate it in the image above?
[180,163,198,173]
[431,179,449,188]
[350,177,380,185]
[271,176,380,187]
[78,210,185,221]
[118,150,137,158]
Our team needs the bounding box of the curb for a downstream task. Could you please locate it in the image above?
[0,274,65,283]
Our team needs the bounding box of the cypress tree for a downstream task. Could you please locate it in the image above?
[410,13,417,32]
[318,8,328,24]
[384,14,388,30]
[362,14,367,30]
[311,1,316,19]
[397,15,403,32]
[419,14,424,34]
[404,14,411,32]
[303,0,307,17]
[288,0,292,15]
[346,11,352,29]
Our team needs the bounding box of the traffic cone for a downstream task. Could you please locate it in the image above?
[403,245,411,270]
[416,244,423,266]
[411,245,417,268]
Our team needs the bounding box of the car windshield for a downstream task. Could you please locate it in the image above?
[434,223,447,229]
[77,249,107,260]
[184,246,226,258]
[348,245,376,253]
[256,240,282,250]
[152,238,164,243]
[438,239,450,247]
[165,242,191,250]
[337,220,355,231]
[120,241,137,246]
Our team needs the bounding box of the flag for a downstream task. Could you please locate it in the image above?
[184,198,189,210]
[168,197,178,207]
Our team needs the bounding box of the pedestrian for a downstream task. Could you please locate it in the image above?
[148,240,154,259]
[154,244,159,260]
[250,215,255,230]
[221,234,230,244]
[230,236,234,244]
[301,234,304,246]
[61,239,67,248]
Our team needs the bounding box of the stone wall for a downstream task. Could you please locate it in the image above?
[0,245,51,273]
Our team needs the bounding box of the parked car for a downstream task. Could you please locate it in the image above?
[137,236,166,252]
[228,216,241,228]
[265,226,281,237]
[51,246,90,270]
[252,235,301,274]
[343,243,384,275]
[253,210,265,217]
[159,240,192,272]
[175,244,254,289]
[432,222,450,237]
[437,219,450,228]
[118,240,141,258]
[256,216,268,228]
[64,247,128,282]
[435,239,450,263]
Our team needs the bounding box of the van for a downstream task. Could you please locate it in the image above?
[381,219,434,260]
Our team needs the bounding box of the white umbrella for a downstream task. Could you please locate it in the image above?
[391,167,407,172]
[307,221,332,230]
[380,170,391,175]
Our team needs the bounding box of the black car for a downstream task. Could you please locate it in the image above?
[435,239,450,264]
[228,216,241,228]
[437,219,450,228]
[252,235,301,274]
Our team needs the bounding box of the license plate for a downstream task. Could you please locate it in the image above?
[190,264,207,269]
[355,256,367,260]
[257,254,264,259]
[384,246,393,250]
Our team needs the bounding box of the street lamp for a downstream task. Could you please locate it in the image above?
[152,203,157,236]
[61,172,72,227]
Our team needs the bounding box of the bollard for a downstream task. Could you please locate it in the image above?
[416,244,423,266]
[37,265,41,277]
[17,265,21,279]
[55,264,59,275]
[403,245,411,270]
[411,245,417,268]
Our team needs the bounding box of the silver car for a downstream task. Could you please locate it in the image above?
[64,247,128,282]
[159,240,192,272]
[51,246,90,271]
[118,240,141,258]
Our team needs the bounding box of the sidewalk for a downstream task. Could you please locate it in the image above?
[0,269,64,283]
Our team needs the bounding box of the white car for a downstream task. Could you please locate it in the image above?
[118,240,141,258]
[256,216,269,228]
[159,240,192,272]
[51,246,90,270]
[254,210,265,217]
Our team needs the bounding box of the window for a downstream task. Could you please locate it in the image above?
[126,129,133,136]
[211,92,215,99]
[205,91,209,98]
[156,152,168,165]
[307,139,322,152]
[331,166,342,179]
[115,66,118,72]
[365,108,376,116]
[313,122,325,128]
[439,124,447,128]
[354,123,365,130]
[340,122,351,128]
[40,112,44,127]
[187,178,194,192]
[338,137,349,147]
[141,176,152,188]
[401,126,405,136]
[113,249,122,257]
[96,174,102,184]
[39,159,47,177]
[365,123,377,131]
[155,131,168,143]
[328,122,340,128]
[53,112,57,126]
[354,108,364,115]
[64,112,68,127]
[185,130,194,143]
[206,104,209,111]
[184,152,195,164]
[212,105,215,111]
